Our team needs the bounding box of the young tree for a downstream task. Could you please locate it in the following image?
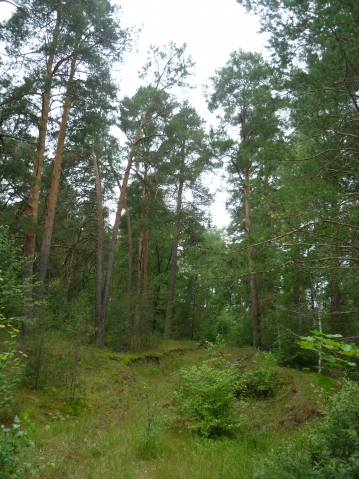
[207,50,283,348]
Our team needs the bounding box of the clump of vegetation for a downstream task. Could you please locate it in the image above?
[136,384,166,458]
[237,367,277,398]
[173,342,280,438]
[0,318,35,478]
[254,379,359,479]
[298,331,359,368]
[173,356,239,438]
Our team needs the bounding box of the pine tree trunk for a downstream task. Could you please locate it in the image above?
[135,214,145,335]
[164,175,184,340]
[135,163,149,336]
[124,199,133,339]
[191,274,198,340]
[152,245,162,332]
[37,47,77,290]
[93,150,105,337]
[22,5,62,307]
[244,163,261,349]
[143,219,149,332]
[96,114,147,346]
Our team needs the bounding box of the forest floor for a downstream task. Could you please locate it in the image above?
[11,337,338,479]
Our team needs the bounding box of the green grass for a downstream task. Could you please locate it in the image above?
[8,338,335,478]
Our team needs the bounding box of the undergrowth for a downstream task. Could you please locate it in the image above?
[7,338,340,479]
[255,379,359,479]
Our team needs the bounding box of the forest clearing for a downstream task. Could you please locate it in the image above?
[3,337,359,479]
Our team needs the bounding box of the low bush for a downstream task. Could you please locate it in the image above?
[238,367,277,398]
[0,318,36,478]
[254,379,359,479]
[173,357,239,438]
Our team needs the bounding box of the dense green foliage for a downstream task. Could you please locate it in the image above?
[173,357,239,437]
[255,380,359,479]
[1,1,359,477]
[0,0,358,360]
[298,331,359,368]
[0,317,34,478]
[0,228,29,324]
[173,339,278,437]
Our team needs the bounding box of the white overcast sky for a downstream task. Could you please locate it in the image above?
[116,0,265,121]
[1,0,266,228]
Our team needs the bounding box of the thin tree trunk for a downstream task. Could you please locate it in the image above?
[135,226,145,335]
[124,199,133,338]
[135,163,149,336]
[330,253,341,334]
[317,307,323,375]
[152,245,162,332]
[164,175,184,340]
[96,114,148,346]
[143,220,149,332]
[63,250,74,304]
[330,288,341,334]
[191,274,198,340]
[37,45,78,289]
[22,5,62,312]
[244,163,261,349]
[93,150,105,337]
[248,248,261,348]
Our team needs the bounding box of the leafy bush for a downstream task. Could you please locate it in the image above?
[136,384,166,459]
[205,333,226,353]
[277,334,318,369]
[0,416,35,478]
[0,227,30,324]
[173,357,239,438]
[0,318,36,478]
[298,330,359,368]
[0,317,24,410]
[237,367,277,398]
[254,380,359,479]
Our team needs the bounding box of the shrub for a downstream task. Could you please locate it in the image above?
[238,367,277,398]
[0,317,24,410]
[0,227,31,324]
[173,357,239,438]
[0,416,35,478]
[0,318,35,478]
[254,379,359,479]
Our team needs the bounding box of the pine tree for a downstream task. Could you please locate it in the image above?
[207,50,283,348]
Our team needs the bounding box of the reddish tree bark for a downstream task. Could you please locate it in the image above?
[124,199,133,337]
[22,5,62,284]
[37,44,78,289]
